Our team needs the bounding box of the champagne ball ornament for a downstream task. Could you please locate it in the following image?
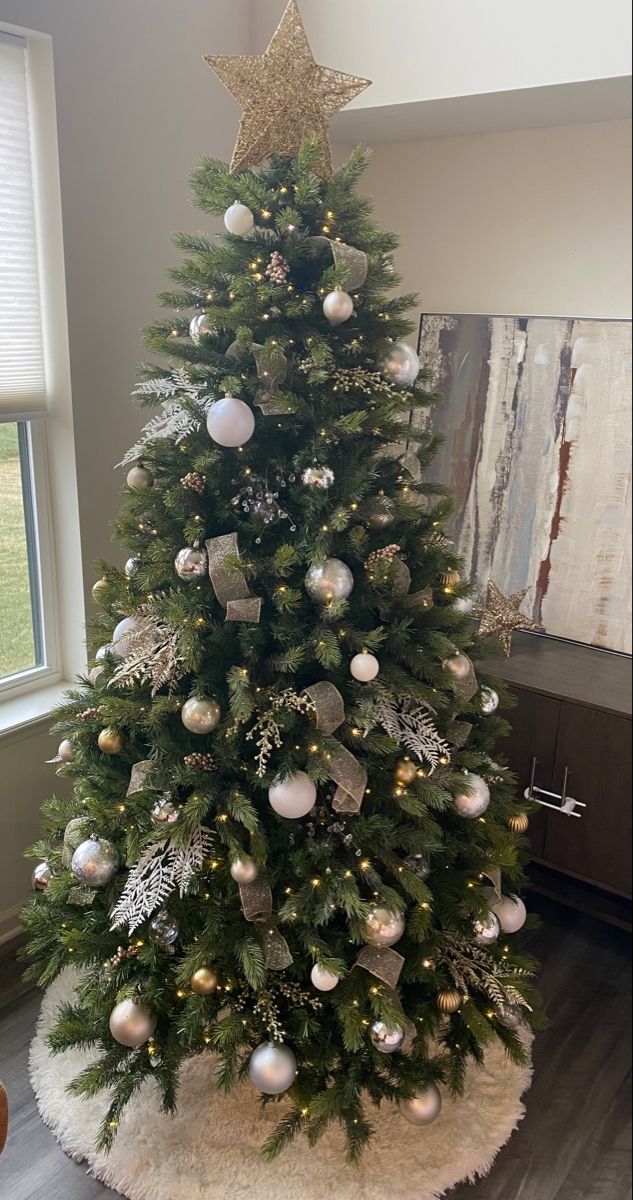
[363,904,406,947]
[57,738,75,763]
[124,557,140,578]
[395,758,418,785]
[310,964,339,992]
[381,340,420,387]
[400,1083,442,1127]
[323,288,354,325]
[350,652,380,682]
[301,465,334,490]
[489,893,527,933]
[71,837,119,888]
[369,1020,405,1054]
[249,1042,297,1095]
[31,861,52,892]
[473,911,501,946]
[126,464,153,490]
[223,201,254,236]
[436,989,462,1014]
[453,772,491,819]
[443,652,472,681]
[363,495,395,529]
[480,686,500,715]
[230,856,258,884]
[91,577,108,603]
[190,966,219,995]
[206,396,255,448]
[174,547,207,581]
[98,727,125,755]
[150,796,181,826]
[181,696,221,735]
[112,616,140,656]
[189,313,213,343]
[109,999,157,1048]
[268,772,316,819]
[305,558,354,603]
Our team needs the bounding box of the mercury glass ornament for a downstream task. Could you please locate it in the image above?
[473,911,501,946]
[400,1083,442,1126]
[302,465,334,490]
[480,686,500,715]
[223,201,254,236]
[71,837,119,888]
[174,546,208,581]
[453,772,491,819]
[149,909,179,947]
[126,464,153,490]
[189,313,213,343]
[109,998,157,1048]
[112,616,140,656]
[230,856,259,884]
[206,396,255,447]
[310,964,339,992]
[395,758,418,785]
[323,288,354,325]
[97,727,125,755]
[305,558,354,603]
[151,795,181,826]
[363,495,395,529]
[124,556,140,578]
[498,1003,523,1029]
[489,893,527,934]
[268,771,316,819]
[57,738,75,763]
[181,696,221,734]
[369,1020,405,1054]
[31,861,52,892]
[381,340,420,387]
[350,652,380,682]
[248,1042,297,1095]
[403,853,431,881]
[442,652,472,681]
[363,903,406,948]
[190,966,220,995]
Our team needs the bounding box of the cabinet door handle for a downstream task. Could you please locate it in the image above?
[524,758,586,818]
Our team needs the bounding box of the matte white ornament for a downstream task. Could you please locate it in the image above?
[112,616,140,657]
[224,202,255,236]
[305,558,354,603]
[174,547,208,580]
[109,998,157,1048]
[453,773,491,819]
[189,313,213,343]
[268,771,316,819]
[206,396,255,447]
[473,911,501,946]
[310,964,339,992]
[400,1083,442,1126]
[71,837,119,888]
[363,903,406,948]
[181,696,221,734]
[489,893,527,934]
[480,687,500,715]
[453,596,474,615]
[57,738,75,763]
[126,465,153,490]
[381,340,420,387]
[323,289,354,325]
[370,1020,405,1054]
[248,1042,297,1094]
[350,652,380,682]
[443,652,472,681]
[230,857,259,885]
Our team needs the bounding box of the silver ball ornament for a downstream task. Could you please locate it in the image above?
[230,856,259,885]
[400,1083,442,1126]
[206,396,255,448]
[124,556,140,578]
[302,465,335,490]
[381,340,420,387]
[403,853,431,881]
[498,1003,524,1029]
[223,202,254,236]
[149,909,179,946]
[323,289,354,325]
[310,964,339,992]
[305,558,354,604]
[443,652,472,681]
[350,652,380,682]
[363,903,406,947]
[32,861,52,892]
[126,465,153,490]
[57,738,75,763]
[189,313,213,343]
[369,1020,405,1054]
[480,687,500,715]
[150,795,181,826]
[453,773,491,819]
[268,771,316,819]
[489,893,527,934]
[71,837,119,888]
[248,1042,297,1094]
[109,999,157,1048]
[181,696,221,735]
[174,547,208,581]
[473,911,501,946]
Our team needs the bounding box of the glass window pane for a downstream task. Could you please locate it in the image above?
[0,420,39,679]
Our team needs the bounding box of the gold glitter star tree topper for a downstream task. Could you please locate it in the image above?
[205,0,371,177]
[473,581,542,657]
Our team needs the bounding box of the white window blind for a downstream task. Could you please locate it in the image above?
[0,32,47,418]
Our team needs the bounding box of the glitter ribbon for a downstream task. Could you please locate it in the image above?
[304,681,345,734]
[329,746,368,814]
[206,533,261,624]
[403,586,434,612]
[354,946,417,1053]
[251,343,288,389]
[482,866,503,899]
[62,817,91,868]
[452,656,479,703]
[127,760,154,796]
[446,719,473,748]
[238,880,293,970]
[311,236,368,290]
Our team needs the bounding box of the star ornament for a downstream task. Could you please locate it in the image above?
[205,0,371,176]
[473,581,542,656]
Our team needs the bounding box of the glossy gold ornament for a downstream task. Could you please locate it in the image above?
[394,758,417,785]
[507,811,530,834]
[441,568,461,590]
[97,727,125,755]
[91,577,109,603]
[190,966,220,995]
[436,989,462,1014]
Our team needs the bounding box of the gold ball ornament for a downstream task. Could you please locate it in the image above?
[436,989,462,1014]
[190,966,220,995]
[91,577,109,603]
[507,812,529,834]
[98,727,125,755]
[441,568,461,590]
[394,758,418,785]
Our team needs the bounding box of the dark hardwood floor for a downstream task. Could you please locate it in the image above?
[0,895,631,1200]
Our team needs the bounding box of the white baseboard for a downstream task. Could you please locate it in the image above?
[0,902,24,946]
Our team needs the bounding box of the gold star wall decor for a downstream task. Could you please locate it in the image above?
[205,0,371,176]
[473,581,542,656]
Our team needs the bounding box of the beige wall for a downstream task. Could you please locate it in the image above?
[360,120,632,319]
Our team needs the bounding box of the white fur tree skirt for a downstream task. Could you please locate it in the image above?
[30,968,532,1200]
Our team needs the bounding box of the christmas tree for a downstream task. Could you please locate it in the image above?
[23,2,538,1162]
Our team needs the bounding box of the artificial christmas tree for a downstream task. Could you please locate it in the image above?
[23,1,539,1163]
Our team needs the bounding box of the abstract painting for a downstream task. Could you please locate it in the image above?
[416,314,632,654]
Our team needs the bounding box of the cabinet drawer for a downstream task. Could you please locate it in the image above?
[501,687,560,860]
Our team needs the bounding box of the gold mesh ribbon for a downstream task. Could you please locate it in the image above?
[239,880,293,971]
[329,746,368,814]
[206,534,261,624]
[68,886,95,907]
[482,866,503,899]
[311,236,368,290]
[452,656,479,703]
[304,681,345,734]
[62,817,91,868]
[446,719,473,748]
[354,946,417,1054]
[403,587,434,612]
[127,760,153,796]
[251,343,288,388]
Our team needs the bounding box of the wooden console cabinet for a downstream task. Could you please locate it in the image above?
[489,633,632,901]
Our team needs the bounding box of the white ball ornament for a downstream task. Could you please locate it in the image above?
[453,772,491,819]
[305,558,354,604]
[480,687,500,715]
[488,893,527,934]
[268,772,316,819]
[57,738,75,763]
[126,465,153,490]
[181,696,221,735]
[224,202,255,236]
[95,644,110,662]
[206,396,255,448]
[311,964,339,992]
[109,998,157,1048]
[249,1042,297,1094]
[400,1083,442,1126]
[71,837,119,888]
[323,289,354,325]
[473,911,501,946]
[453,595,474,615]
[112,616,140,657]
[381,340,420,387]
[174,547,208,581]
[189,313,213,344]
[350,652,380,682]
[230,856,259,885]
[363,903,406,948]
